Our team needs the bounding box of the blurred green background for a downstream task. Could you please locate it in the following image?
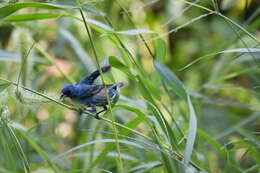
[0,0,259,172]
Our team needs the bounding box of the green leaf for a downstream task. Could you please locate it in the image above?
[4,13,71,22]
[0,82,11,93]
[109,56,136,79]
[0,2,73,20]
[115,104,150,131]
[0,2,103,21]
[154,61,187,100]
[184,95,197,165]
[155,39,166,63]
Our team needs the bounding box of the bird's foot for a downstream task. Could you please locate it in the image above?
[94,106,107,120]
[95,114,101,120]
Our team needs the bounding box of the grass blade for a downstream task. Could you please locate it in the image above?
[184,96,197,165]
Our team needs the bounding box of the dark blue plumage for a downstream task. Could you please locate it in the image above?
[60,66,124,119]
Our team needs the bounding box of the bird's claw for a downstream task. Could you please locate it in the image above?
[95,114,101,120]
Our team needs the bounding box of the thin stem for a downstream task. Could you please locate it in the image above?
[77,3,124,172]
[115,0,154,58]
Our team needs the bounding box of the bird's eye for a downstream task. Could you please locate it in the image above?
[66,90,71,95]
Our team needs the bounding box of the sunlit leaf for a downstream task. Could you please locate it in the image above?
[109,56,135,79]
[4,13,73,22]
[155,39,166,63]
[0,2,102,20]
[113,29,156,35]
[184,95,197,165]
[154,61,187,99]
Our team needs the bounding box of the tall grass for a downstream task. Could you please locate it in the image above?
[0,0,259,172]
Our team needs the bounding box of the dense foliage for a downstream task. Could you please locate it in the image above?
[0,0,259,172]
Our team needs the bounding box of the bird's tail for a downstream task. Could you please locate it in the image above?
[116,82,124,88]
[101,65,111,73]
[110,82,124,91]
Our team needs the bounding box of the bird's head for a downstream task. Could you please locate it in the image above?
[60,85,76,101]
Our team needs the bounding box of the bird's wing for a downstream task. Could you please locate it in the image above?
[77,85,104,98]
[79,66,111,85]
[77,84,115,98]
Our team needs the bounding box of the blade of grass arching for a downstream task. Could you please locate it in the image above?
[181,48,260,70]
[3,12,113,35]
[0,2,103,20]
[18,131,59,173]
[77,3,124,172]
[59,29,96,72]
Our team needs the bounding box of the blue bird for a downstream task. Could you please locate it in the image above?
[60,66,124,119]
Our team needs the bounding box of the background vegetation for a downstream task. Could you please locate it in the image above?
[0,0,259,172]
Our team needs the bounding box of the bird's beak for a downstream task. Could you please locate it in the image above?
[60,94,66,101]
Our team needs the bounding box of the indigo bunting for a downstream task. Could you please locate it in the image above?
[60,65,124,119]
